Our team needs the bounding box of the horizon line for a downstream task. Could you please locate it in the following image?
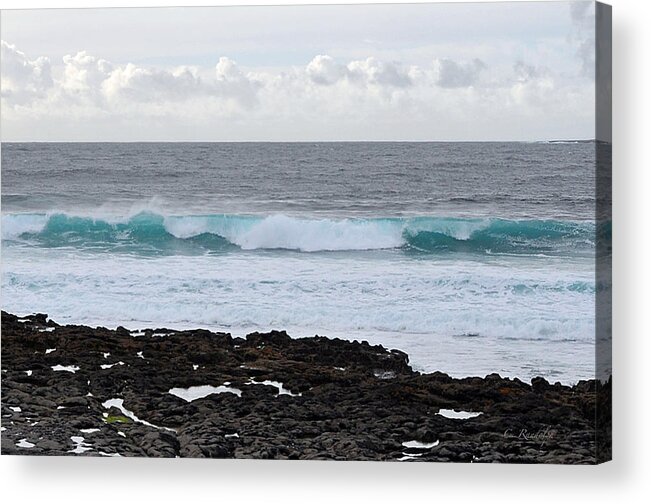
[0,139,598,144]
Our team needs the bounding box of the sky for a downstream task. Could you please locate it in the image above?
[0,2,597,141]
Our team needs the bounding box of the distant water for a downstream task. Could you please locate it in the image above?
[1,142,599,383]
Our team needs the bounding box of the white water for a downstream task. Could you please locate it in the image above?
[68,436,93,454]
[168,384,242,401]
[16,438,35,448]
[437,409,483,419]
[166,213,408,252]
[51,364,80,373]
[402,440,440,449]
[101,398,175,432]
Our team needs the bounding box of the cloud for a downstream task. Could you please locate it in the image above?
[214,57,261,107]
[1,40,594,141]
[306,55,411,88]
[434,58,486,88]
[0,44,261,112]
[513,61,552,84]
[346,57,412,88]
[569,1,596,78]
[98,56,259,108]
[1,40,53,104]
[62,51,113,92]
[57,51,113,107]
[306,55,347,85]
[102,64,204,103]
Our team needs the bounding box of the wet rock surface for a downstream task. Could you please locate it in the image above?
[1,312,610,463]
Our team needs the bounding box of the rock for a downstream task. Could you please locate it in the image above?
[531,376,551,393]
[36,439,66,451]
[0,311,608,463]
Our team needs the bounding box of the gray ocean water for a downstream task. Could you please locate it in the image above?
[3,142,596,218]
[1,142,599,383]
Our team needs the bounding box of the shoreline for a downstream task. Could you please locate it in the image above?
[1,312,611,463]
[0,314,596,386]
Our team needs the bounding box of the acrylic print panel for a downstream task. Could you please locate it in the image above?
[0,1,611,463]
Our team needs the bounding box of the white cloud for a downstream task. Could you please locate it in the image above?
[0,44,263,114]
[214,57,261,107]
[306,55,347,86]
[62,51,112,93]
[346,57,412,88]
[306,55,411,88]
[1,39,595,141]
[1,40,53,104]
[102,63,204,103]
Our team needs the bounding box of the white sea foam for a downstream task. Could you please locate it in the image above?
[247,379,302,397]
[168,384,242,401]
[437,409,483,419]
[68,436,93,454]
[51,364,80,373]
[101,398,175,432]
[1,213,48,240]
[397,453,423,461]
[100,361,124,369]
[230,215,404,252]
[402,440,440,449]
[16,438,35,448]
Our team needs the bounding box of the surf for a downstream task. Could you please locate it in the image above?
[1,211,598,256]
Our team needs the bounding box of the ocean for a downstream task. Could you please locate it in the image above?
[1,142,600,384]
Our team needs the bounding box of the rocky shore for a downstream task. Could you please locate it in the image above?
[1,312,611,463]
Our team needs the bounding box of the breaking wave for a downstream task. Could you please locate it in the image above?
[1,211,599,255]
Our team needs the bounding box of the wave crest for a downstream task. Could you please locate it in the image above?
[2,211,597,255]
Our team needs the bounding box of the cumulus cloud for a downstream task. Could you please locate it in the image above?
[0,40,594,141]
[62,51,112,92]
[434,58,486,88]
[102,64,204,103]
[346,57,411,88]
[1,40,53,104]
[0,43,262,113]
[306,55,347,85]
[214,57,261,107]
[306,55,411,88]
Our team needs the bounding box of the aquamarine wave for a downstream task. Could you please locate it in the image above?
[2,211,600,256]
